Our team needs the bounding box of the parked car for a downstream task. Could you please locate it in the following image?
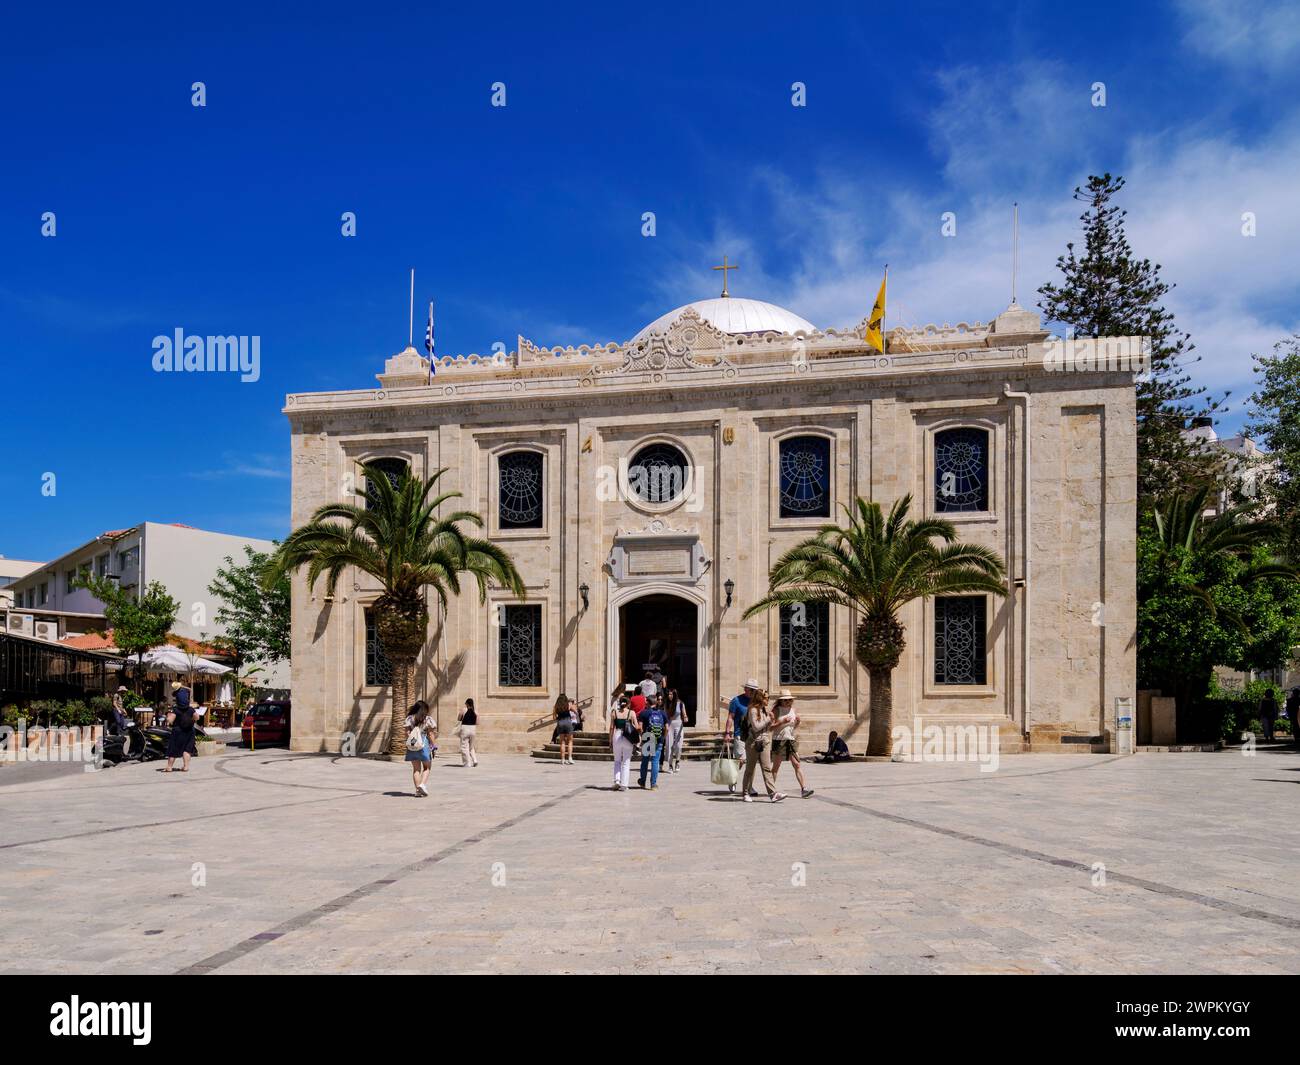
[241,700,291,746]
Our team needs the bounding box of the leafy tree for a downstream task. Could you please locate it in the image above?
[207,546,292,671]
[743,495,1007,757]
[1038,174,1220,503]
[73,574,179,691]
[267,463,524,756]
[1137,488,1300,737]
[1245,335,1300,560]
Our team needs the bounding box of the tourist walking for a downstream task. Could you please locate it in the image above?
[663,688,686,772]
[610,694,639,791]
[769,689,813,798]
[164,681,197,773]
[723,679,758,794]
[1259,688,1279,742]
[404,700,437,797]
[1288,688,1300,746]
[637,696,667,790]
[553,693,577,765]
[738,688,784,803]
[457,698,479,766]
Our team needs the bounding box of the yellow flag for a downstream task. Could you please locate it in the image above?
[865,271,887,352]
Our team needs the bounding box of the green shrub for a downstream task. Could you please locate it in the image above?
[27,700,60,727]
[0,705,22,728]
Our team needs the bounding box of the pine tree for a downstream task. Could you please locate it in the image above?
[1038,174,1219,503]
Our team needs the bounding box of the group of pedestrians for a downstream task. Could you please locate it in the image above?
[403,697,479,796]
[723,680,814,803]
[397,670,856,800]
[608,670,687,791]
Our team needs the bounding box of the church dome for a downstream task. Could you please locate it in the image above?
[632,297,815,342]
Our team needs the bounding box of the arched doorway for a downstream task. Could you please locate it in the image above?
[617,593,700,725]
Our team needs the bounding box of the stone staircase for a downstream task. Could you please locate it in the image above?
[531,729,732,762]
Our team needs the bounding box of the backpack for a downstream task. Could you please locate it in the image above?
[174,707,195,730]
[406,724,425,752]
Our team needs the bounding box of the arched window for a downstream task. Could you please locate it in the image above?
[498,451,544,529]
[627,443,690,505]
[934,428,989,512]
[779,435,831,517]
[364,457,408,510]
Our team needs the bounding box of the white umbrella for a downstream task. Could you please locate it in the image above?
[138,646,232,675]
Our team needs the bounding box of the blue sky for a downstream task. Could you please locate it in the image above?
[3,0,1298,563]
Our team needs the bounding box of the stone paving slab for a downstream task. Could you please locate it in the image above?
[1,747,1298,974]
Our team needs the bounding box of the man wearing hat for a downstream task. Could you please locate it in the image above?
[723,678,759,794]
[770,689,813,798]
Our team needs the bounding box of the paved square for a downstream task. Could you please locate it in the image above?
[2,746,1299,974]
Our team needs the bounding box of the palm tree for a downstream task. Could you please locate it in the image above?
[743,494,1008,757]
[1150,487,1295,631]
[268,463,524,755]
[1143,487,1298,727]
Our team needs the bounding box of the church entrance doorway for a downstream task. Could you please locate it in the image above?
[618,593,699,726]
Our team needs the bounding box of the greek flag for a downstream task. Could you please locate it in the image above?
[425,301,435,381]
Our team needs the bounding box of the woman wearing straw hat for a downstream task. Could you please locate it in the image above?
[164,681,197,773]
[770,689,813,799]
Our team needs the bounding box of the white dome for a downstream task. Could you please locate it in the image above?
[632,297,815,342]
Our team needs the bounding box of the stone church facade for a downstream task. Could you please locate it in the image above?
[283,294,1138,755]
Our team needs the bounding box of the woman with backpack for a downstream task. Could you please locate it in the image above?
[164,681,197,773]
[609,694,640,791]
[404,700,437,797]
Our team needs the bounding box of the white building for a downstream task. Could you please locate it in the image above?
[0,556,44,610]
[3,522,287,688]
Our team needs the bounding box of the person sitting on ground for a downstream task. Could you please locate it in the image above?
[815,731,851,763]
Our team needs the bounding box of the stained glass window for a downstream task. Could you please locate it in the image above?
[779,601,830,686]
[498,604,542,687]
[365,457,408,511]
[934,428,989,512]
[628,443,689,504]
[934,596,987,685]
[779,435,831,517]
[365,609,394,687]
[498,451,544,529]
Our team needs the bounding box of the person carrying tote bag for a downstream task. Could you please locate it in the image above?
[711,741,739,787]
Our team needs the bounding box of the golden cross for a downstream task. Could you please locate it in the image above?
[712,255,738,298]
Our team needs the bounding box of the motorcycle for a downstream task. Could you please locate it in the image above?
[99,712,205,764]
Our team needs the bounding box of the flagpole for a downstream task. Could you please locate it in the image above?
[408,269,415,347]
[1011,203,1020,305]
[883,263,888,354]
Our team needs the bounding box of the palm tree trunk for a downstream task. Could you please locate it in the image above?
[388,656,416,756]
[866,666,894,757]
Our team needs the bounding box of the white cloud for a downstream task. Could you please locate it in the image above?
[1177,0,1300,73]
[640,59,1300,430]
